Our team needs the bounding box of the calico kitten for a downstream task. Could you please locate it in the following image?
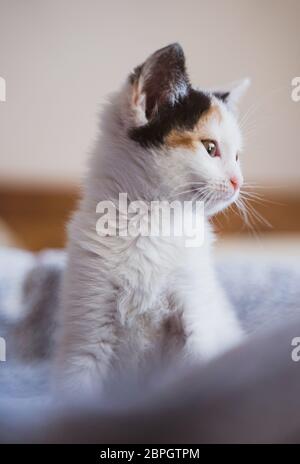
[55,43,249,394]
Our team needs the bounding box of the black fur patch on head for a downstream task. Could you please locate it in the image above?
[213,91,230,103]
[129,89,211,148]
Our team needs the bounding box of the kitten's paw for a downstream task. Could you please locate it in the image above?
[184,322,244,364]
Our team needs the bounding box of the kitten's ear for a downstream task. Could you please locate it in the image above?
[214,78,250,112]
[130,43,190,122]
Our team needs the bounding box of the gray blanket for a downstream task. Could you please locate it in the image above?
[1,247,300,443]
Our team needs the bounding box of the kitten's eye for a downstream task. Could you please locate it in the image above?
[236,153,239,162]
[202,140,219,157]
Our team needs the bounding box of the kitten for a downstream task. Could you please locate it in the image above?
[55,43,249,395]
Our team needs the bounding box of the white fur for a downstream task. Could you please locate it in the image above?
[55,65,247,396]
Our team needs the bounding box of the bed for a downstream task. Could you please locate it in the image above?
[1,245,300,443]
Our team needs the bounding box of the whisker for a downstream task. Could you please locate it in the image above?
[172,185,210,198]
[240,190,284,206]
[242,198,272,229]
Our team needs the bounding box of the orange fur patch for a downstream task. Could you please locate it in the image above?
[165,104,222,151]
[165,130,197,150]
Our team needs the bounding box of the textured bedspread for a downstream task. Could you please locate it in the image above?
[0,246,300,442]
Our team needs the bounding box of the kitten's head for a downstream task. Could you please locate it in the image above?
[124,43,249,216]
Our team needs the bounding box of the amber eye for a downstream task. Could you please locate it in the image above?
[202,140,219,157]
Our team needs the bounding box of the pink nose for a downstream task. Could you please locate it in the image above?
[230,176,240,191]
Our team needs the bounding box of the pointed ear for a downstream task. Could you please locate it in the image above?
[214,78,250,112]
[130,43,190,121]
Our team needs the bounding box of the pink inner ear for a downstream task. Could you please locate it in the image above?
[137,43,190,119]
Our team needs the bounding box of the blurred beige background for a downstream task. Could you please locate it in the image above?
[0,0,299,250]
[0,0,299,188]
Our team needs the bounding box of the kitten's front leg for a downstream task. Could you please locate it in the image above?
[55,297,118,397]
[54,255,120,397]
[175,270,243,363]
